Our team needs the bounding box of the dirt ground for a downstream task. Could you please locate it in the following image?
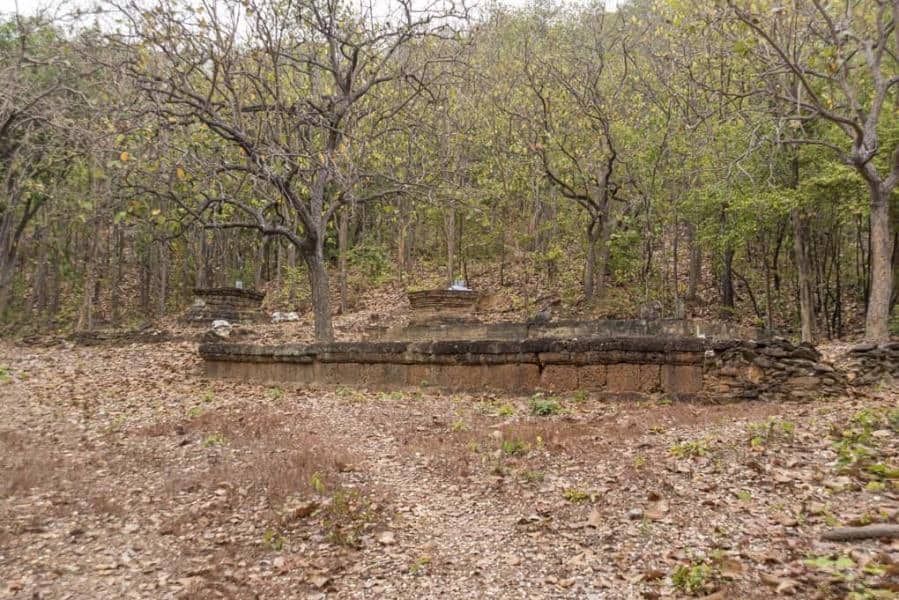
[1,339,898,599]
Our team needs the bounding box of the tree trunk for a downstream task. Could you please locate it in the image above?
[720,246,735,320]
[338,207,349,314]
[686,222,701,301]
[111,225,123,325]
[792,208,816,343]
[304,237,334,343]
[584,221,599,303]
[866,185,893,341]
[445,206,455,287]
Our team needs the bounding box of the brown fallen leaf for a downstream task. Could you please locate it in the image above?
[643,568,665,581]
[720,558,744,579]
[760,573,799,595]
[645,499,669,521]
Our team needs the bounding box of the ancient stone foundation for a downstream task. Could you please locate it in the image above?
[200,323,850,400]
[182,287,266,324]
[200,336,706,398]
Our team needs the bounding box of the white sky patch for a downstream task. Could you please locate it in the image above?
[1,0,616,19]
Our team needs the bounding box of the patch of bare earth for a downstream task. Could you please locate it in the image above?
[1,339,898,599]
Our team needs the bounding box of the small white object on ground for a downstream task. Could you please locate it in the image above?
[271,311,300,323]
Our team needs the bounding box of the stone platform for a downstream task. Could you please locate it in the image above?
[199,332,849,401]
[200,336,706,397]
[183,287,266,324]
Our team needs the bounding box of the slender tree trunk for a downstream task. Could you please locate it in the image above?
[111,225,123,325]
[77,231,98,331]
[866,184,893,341]
[720,246,735,320]
[0,214,20,317]
[686,222,701,302]
[157,242,168,317]
[584,220,599,303]
[444,206,455,287]
[338,207,349,314]
[304,237,334,343]
[792,208,816,343]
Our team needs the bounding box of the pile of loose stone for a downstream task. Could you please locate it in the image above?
[705,337,846,401]
[841,341,899,386]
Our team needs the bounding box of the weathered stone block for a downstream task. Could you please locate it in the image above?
[606,364,660,393]
[577,365,607,390]
[661,364,703,395]
[540,365,580,392]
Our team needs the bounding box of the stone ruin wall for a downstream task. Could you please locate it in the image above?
[200,337,707,398]
[704,338,846,402]
[200,319,899,400]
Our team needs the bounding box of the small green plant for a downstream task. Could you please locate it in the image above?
[0,365,11,384]
[529,393,562,416]
[310,472,326,494]
[186,406,203,418]
[409,555,432,574]
[451,418,467,432]
[202,432,226,447]
[501,438,529,456]
[804,553,856,573]
[571,389,588,404]
[657,396,673,406]
[633,454,647,469]
[497,403,517,417]
[262,527,285,551]
[747,417,795,448]
[321,489,375,548]
[200,389,215,403]
[104,415,126,434]
[736,489,752,502]
[562,488,591,503]
[851,409,882,430]
[521,470,544,483]
[670,438,711,459]
[267,387,284,400]
[671,562,711,596]
[887,408,899,432]
[867,462,899,480]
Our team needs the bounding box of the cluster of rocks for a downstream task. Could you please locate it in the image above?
[842,341,899,386]
[182,287,266,324]
[705,337,846,401]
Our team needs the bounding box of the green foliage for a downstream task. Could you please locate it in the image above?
[747,418,795,448]
[671,562,711,596]
[561,488,592,503]
[321,489,375,548]
[670,438,711,459]
[501,438,529,456]
[529,393,562,416]
[262,527,285,551]
[347,241,393,285]
[202,432,226,447]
